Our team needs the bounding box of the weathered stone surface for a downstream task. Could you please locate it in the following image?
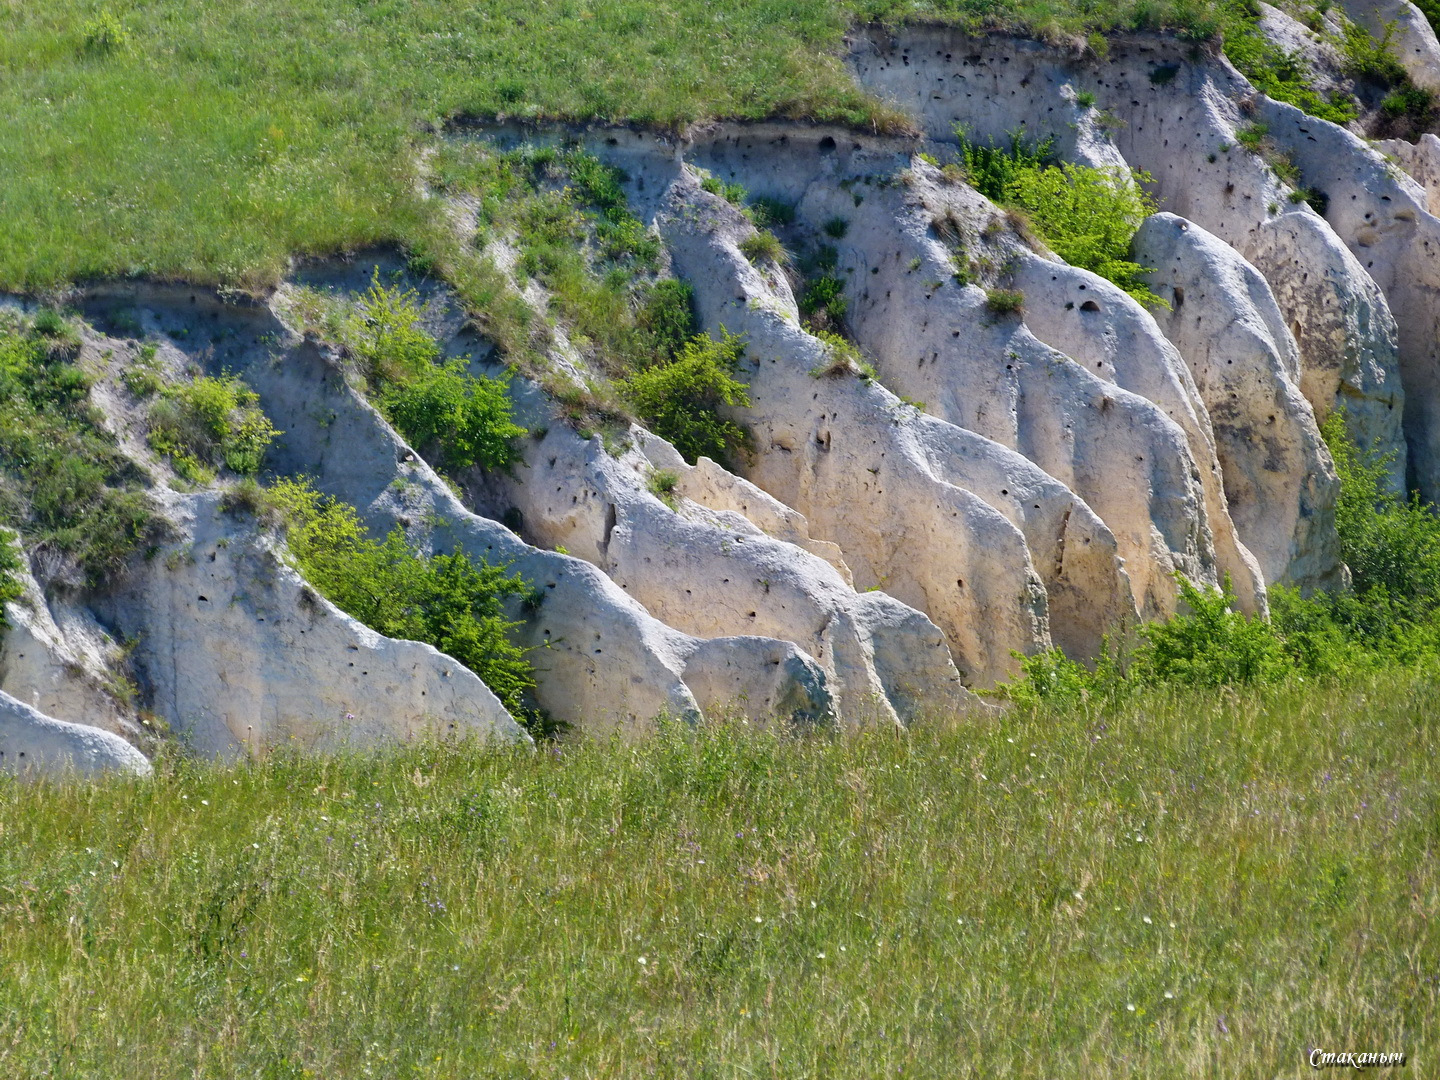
[1376,134,1440,216]
[1134,212,1343,589]
[817,166,1224,620]
[1254,96,1440,501]
[90,494,528,760]
[0,689,151,777]
[465,412,970,725]
[1335,0,1440,91]
[846,31,1409,495]
[1,562,135,741]
[659,172,1071,686]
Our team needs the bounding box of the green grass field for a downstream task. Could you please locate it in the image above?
[0,0,1236,292]
[2,675,1435,1077]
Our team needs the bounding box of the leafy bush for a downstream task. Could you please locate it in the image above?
[342,275,525,471]
[748,197,796,228]
[624,330,752,468]
[268,480,535,717]
[0,527,23,628]
[1322,410,1440,618]
[985,288,1025,314]
[701,175,747,205]
[739,229,788,267]
[799,273,848,331]
[822,217,849,239]
[380,362,524,473]
[0,327,159,586]
[998,412,1440,702]
[958,130,1165,308]
[1220,1,1359,125]
[636,280,698,360]
[147,375,280,482]
[81,8,130,55]
[347,274,444,387]
[647,468,680,509]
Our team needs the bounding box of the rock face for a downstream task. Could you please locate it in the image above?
[1377,134,1440,216]
[658,173,1062,686]
[1,564,138,741]
[0,689,151,777]
[12,26,1440,751]
[1134,213,1343,590]
[827,164,1261,617]
[90,493,529,759]
[848,29,1406,491]
[465,409,969,725]
[1335,0,1440,91]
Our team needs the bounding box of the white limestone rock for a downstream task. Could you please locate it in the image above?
[821,165,1223,620]
[658,171,1070,686]
[89,493,529,759]
[1133,212,1343,589]
[847,31,1408,495]
[1254,95,1440,501]
[1335,0,1440,91]
[1375,134,1440,215]
[0,689,151,778]
[1,558,137,740]
[466,410,970,725]
[236,308,834,732]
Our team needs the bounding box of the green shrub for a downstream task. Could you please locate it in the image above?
[1131,575,1289,686]
[806,329,875,380]
[1337,19,1407,84]
[701,175,747,205]
[1322,410,1440,618]
[646,468,680,509]
[799,273,848,331]
[624,330,752,468]
[80,8,130,55]
[380,361,525,473]
[985,288,1025,314]
[0,527,23,628]
[739,229,788,267]
[748,197,796,228]
[341,274,525,470]
[347,274,443,387]
[147,375,280,480]
[268,480,535,718]
[1221,1,1359,125]
[822,217,849,239]
[959,130,1165,308]
[0,328,159,585]
[636,280,697,361]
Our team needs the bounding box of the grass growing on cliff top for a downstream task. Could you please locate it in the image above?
[1,676,1435,1077]
[0,0,1317,292]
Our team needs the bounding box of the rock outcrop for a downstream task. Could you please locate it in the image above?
[0,689,151,777]
[1134,212,1342,589]
[90,493,529,759]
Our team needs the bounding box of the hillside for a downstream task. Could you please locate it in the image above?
[4,0,1440,1072]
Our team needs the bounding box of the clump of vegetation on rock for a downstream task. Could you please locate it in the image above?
[0,318,159,587]
[0,527,24,628]
[147,374,280,484]
[342,274,525,473]
[996,412,1440,703]
[268,479,536,719]
[957,131,1166,309]
[625,329,753,469]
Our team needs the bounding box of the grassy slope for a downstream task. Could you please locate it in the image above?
[0,0,1220,290]
[2,677,1435,1077]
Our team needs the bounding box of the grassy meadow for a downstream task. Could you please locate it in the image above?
[0,0,1243,291]
[1,674,1435,1077]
